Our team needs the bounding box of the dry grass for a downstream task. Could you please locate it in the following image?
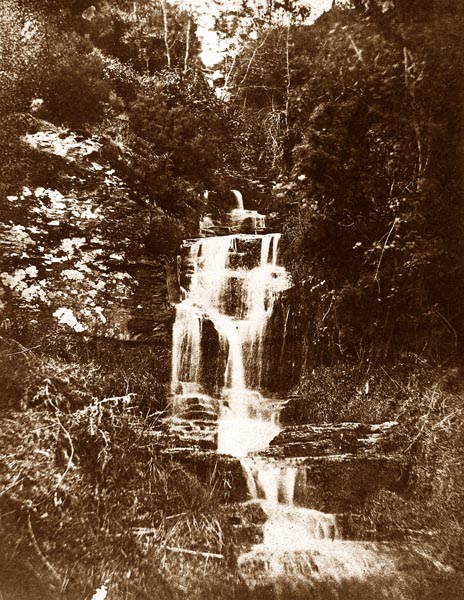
[0,335,239,599]
[1,336,463,598]
[0,334,169,413]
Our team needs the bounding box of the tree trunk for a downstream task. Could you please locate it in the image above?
[184,16,191,74]
[160,0,172,69]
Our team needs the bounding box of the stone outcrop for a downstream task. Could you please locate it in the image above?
[293,454,407,513]
[153,419,408,514]
[0,122,175,347]
[267,421,400,458]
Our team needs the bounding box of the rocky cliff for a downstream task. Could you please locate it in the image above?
[0,118,177,404]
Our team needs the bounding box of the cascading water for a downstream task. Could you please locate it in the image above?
[170,195,449,597]
[171,230,287,425]
[231,189,244,211]
[230,189,266,230]
[240,450,342,553]
[171,196,341,551]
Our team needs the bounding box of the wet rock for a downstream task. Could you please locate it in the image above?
[259,297,303,394]
[200,318,228,394]
[226,251,260,270]
[125,260,173,342]
[233,237,262,258]
[245,422,407,513]
[268,422,399,458]
[227,501,267,547]
[293,454,408,513]
[170,395,219,423]
[220,274,247,318]
[152,417,218,451]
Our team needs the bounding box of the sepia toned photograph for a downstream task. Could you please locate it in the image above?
[0,1,463,598]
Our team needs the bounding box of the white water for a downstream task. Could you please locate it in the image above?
[171,229,288,458]
[241,457,341,548]
[171,231,289,411]
[171,197,340,552]
[168,196,452,596]
[231,189,244,210]
[230,189,266,230]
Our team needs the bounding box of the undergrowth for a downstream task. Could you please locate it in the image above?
[288,359,464,571]
[0,334,169,413]
[0,394,246,599]
[0,335,248,599]
[1,336,463,597]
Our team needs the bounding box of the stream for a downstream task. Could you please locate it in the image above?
[168,192,450,595]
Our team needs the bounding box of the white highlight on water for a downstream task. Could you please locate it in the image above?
[230,190,266,230]
[171,203,341,551]
[231,189,244,210]
[171,232,288,405]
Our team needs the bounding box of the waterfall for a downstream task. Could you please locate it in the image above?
[172,231,289,407]
[171,193,340,551]
[240,457,340,548]
[231,189,244,210]
[229,190,266,230]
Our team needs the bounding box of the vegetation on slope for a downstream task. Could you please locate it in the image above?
[226,0,464,573]
[229,0,464,363]
[0,0,464,597]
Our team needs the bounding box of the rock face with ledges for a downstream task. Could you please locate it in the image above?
[292,454,408,513]
[154,420,408,516]
[0,121,175,348]
[267,421,399,458]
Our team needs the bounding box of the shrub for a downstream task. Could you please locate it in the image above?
[39,36,111,128]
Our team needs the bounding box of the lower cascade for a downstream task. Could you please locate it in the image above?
[171,202,340,553]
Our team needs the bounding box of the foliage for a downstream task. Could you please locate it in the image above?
[232,2,464,362]
[0,0,238,218]
[364,362,464,569]
[0,2,111,127]
[0,335,169,413]
[87,0,200,75]
[38,36,111,127]
[145,213,186,256]
[1,0,464,596]
[129,72,241,189]
[0,396,240,599]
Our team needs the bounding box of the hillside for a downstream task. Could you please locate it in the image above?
[0,1,463,599]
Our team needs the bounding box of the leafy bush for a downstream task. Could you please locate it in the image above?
[145,213,186,256]
[38,36,111,127]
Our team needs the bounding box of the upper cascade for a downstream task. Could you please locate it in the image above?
[200,190,267,235]
[172,232,290,424]
[172,191,291,459]
[231,189,244,211]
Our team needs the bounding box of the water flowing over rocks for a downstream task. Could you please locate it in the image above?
[164,195,453,595]
[238,542,453,598]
